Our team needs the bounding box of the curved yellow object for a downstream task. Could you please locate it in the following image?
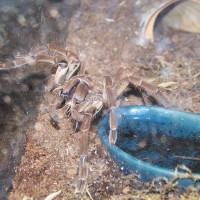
[140,0,200,43]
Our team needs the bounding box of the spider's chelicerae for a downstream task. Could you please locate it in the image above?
[0,44,169,195]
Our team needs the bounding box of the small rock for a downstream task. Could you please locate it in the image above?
[67,168,77,177]
[122,186,130,194]
[18,15,27,26]
[34,122,43,131]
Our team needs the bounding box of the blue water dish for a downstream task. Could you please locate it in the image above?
[98,106,200,188]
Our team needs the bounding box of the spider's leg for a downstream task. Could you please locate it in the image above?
[0,55,36,69]
[141,92,152,105]
[112,67,170,108]
[128,75,170,108]
[78,112,92,194]
[71,96,103,194]
[36,54,56,65]
[103,76,118,146]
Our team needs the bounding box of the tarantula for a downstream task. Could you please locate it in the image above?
[0,44,169,195]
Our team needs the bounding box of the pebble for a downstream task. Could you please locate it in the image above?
[122,186,130,194]
[67,168,77,177]
[18,15,27,26]
[3,95,11,104]
[49,9,60,19]
[34,122,43,131]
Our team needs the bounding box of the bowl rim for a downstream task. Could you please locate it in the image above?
[98,105,200,184]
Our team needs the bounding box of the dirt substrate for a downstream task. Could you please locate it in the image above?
[0,0,199,199]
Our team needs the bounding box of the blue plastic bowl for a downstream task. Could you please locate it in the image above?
[98,106,200,187]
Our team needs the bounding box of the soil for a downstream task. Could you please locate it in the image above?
[0,0,199,199]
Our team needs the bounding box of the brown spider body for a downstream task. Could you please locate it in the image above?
[0,44,169,196]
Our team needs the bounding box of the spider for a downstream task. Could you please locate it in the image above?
[0,44,169,196]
